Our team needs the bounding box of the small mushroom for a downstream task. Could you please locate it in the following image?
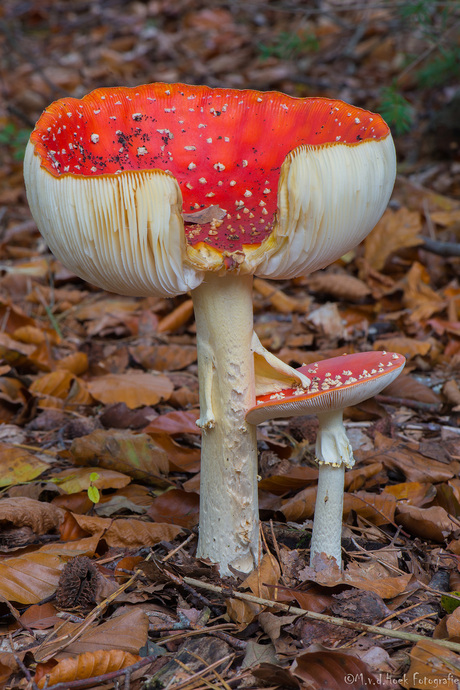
[246,351,406,569]
[24,83,396,575]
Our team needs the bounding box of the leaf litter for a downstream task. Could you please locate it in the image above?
[0,0,460,688]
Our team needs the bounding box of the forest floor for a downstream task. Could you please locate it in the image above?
[0,1,460,688]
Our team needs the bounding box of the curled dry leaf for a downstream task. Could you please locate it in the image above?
[156,299,194,333]
[291,650,377,689]
[308,271,371,302]
[364,207,423,271]
[69,430,169,483]
[402,261,447,322]
[382,374,441,405]
[102,518,183,548]
[56,352,89,376]
[373,336,431,360]
[87,371,173,408]
[36,649,140,688]
[143,409,201,436]
[227,553,281,626]
[129,342,197,372]
[383,481,437,507]
[396,504,457,542]
[343,490,396,526]
[147,432,201,473]
[30,370,93,408]
[0,497,64,535]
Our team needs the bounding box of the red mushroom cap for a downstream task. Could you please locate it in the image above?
[29,83,390,258]
[246,351,406,425]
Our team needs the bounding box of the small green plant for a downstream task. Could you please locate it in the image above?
[379,85,414,136]
[417,46,460,87]
[0,123,30,161]
[87,472,101,505]
[258,31,319,61]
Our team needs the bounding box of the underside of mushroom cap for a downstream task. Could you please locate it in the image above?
[246,351,406,425]
[25,82,396,295]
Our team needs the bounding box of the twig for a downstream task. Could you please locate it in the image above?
[162,532,195,562]
[419,237,460,258]
[181,576,460,653]
[375,394,442,412]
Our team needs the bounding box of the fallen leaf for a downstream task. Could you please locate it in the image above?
[0,445,49,487]
[400,640,460,689]
[36,649,140,688]
[364,207,423,271]
[52,467,131,494]
[396,504,457,542]
[88,371,173,408]
[0,497,64,534]
[147,489,200,528]
[0,551,64,604]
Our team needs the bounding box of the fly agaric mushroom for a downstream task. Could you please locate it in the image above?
[24,82,396,575]
[246,351,406,569]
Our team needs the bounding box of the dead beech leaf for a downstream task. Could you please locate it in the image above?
[0,445,49,487]
[88,371,173,409]
[36,649,140,688]
[344,462,383,492]
[396,504,457,542]
[0,497,64,534]
[56,352,89,376]
[52,467,131,494]
[308,271,371,302]
[0,551,64,604]
[147,432,201,473]
[102,518,183,547]
[281,486,317,522]
[70,430,169,483]
[382,374,441,404]
[343,562,413,599]
[157,299,194,333]
[182,204,226,224]
[129,342,197,372]
[383,481,437,507]
[30,370,93,408]
[258,467,318,495]
[364,207,423,271]
[227,553,281,626]
[147,489,199,528]
[400,640,460,689]
[402,261,447,322]
[291,650,377,689]
[143,409,201,436]
[373,336,431,360]
[356,432,454,483]
[343,490,396,526]
[19,602,60,630]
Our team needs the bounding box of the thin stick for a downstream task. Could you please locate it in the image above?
[181,576,460,653]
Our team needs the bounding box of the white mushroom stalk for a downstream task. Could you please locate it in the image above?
[246,351,406,569]
[24,83,396,575]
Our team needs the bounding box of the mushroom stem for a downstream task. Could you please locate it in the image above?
[310,409,354,568]
[192,272,259,575]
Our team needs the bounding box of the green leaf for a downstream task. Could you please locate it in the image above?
[440,592,460,614]
[87,485,100,504]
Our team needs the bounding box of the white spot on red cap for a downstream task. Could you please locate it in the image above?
[137,146,148,155]
[199,177,207,184]
[188,163,196,170]
[90,133,99,144]
[184,145,196,151]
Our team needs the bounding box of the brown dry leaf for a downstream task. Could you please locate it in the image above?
[400,640,460,689]
[430,209,460,226]
[87,371,173,408]
[343,562,413,599]
[344,462,384,492]
[308,271,371,302]
[258,467,318,495]
[0,445,49,487]
[281,486,317,522]
[40,534,103,559]
[291,650,377,689]
[0,299,36,333]
[253,277,310,313]
[19,602,60,630]
[343,490,396,526]
[36,649,140,688]
[275,586,334,613]
[0,551,64,604]
[364,207,423,271]
[102,518,183,547]
[383,481,437,507]
[227,553,281,626]
[143,409,201,436]
[147,432,201,473]
[402,261,447,322]
[396,504,457,542]
[52,467,131,494]
[0,497,64,534]
[56,352,89,376]
[383,374,441,404]
[129,342,197,372]
[157,299,194,333]
[357,432,454,483]
[70,430,169,483]
[30,370,93,408]
[0,332,36,367]
[373,336,432,360]
[147,489,200,528]
[74,298,140,322]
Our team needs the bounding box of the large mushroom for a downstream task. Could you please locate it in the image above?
[24,82,396,575]
[246,351,406,568]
